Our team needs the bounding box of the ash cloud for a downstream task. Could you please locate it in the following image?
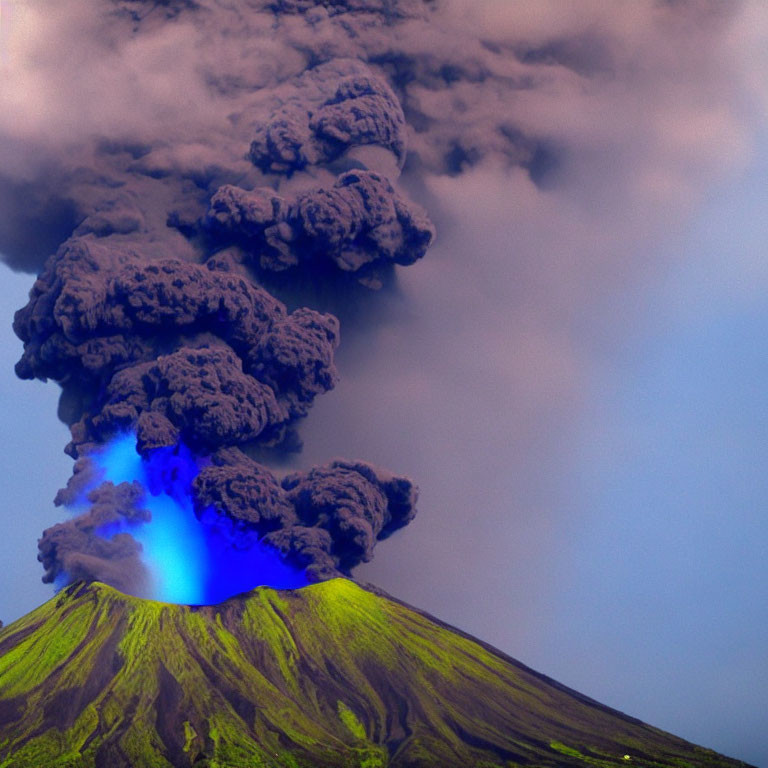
[272,458,417,577]
[14,238,340,458]
[194,452,417,581]
[193,450,298,529]
[79,346,289,454]
[3,0,453,594]
[40,447,417,589]
[38,481,150,594]
[0,0,757,604]
[248,62,408,175]
[206,170,434,288]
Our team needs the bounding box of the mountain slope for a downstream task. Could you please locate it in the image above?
[0,580,752,768]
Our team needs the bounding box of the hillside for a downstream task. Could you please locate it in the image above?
[0,580,752,768]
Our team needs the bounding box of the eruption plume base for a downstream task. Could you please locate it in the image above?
[89,433,309,604]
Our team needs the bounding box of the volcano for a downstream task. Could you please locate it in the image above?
[0,580,751,768]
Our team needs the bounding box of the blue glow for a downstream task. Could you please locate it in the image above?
[88,433,308,603]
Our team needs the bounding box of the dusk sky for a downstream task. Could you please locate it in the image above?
[1,1,767,766]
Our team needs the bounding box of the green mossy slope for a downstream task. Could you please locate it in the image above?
[0,580,753,768]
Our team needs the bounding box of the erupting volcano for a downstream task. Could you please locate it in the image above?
[54,432,311,603]
[0,0,761,766]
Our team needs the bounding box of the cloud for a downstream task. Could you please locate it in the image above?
[248,60,408,174]
[38,480,150,593]
[1,0,761,604]
[206,170,434,288]
[40,446,417,589]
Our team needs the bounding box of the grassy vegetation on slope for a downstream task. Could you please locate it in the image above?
[0,580,753,768]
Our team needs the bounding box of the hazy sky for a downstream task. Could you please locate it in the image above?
[1,2,767,766]
[287,148,768,766]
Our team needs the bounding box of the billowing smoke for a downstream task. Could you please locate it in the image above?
[247,61,408,175]
[0,0,754,605]
[14,238,340,455]
[40,436,415,599]
[39,480,150,595]
[2,0,454,599]
[206,170,434,288]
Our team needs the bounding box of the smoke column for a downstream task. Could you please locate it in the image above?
[3,0,440,600]
[0,0,757,607]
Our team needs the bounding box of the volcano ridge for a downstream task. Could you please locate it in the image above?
[0,579,753,768]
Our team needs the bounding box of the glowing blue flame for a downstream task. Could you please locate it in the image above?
[90,433,308,604]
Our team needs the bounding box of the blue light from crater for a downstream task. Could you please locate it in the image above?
[90,433,308,604]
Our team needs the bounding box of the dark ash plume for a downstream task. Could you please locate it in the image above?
[193,450,298,530]
[248,66,407,175]
[38,481,150,594]
[206,170,434,288]
[81,346,289,454]
[14,238,340,458]
[276,459,418,575]
[195,451,419,581]
[0,0,748,608]
[39,447,418,588]
[5,0,448,596]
